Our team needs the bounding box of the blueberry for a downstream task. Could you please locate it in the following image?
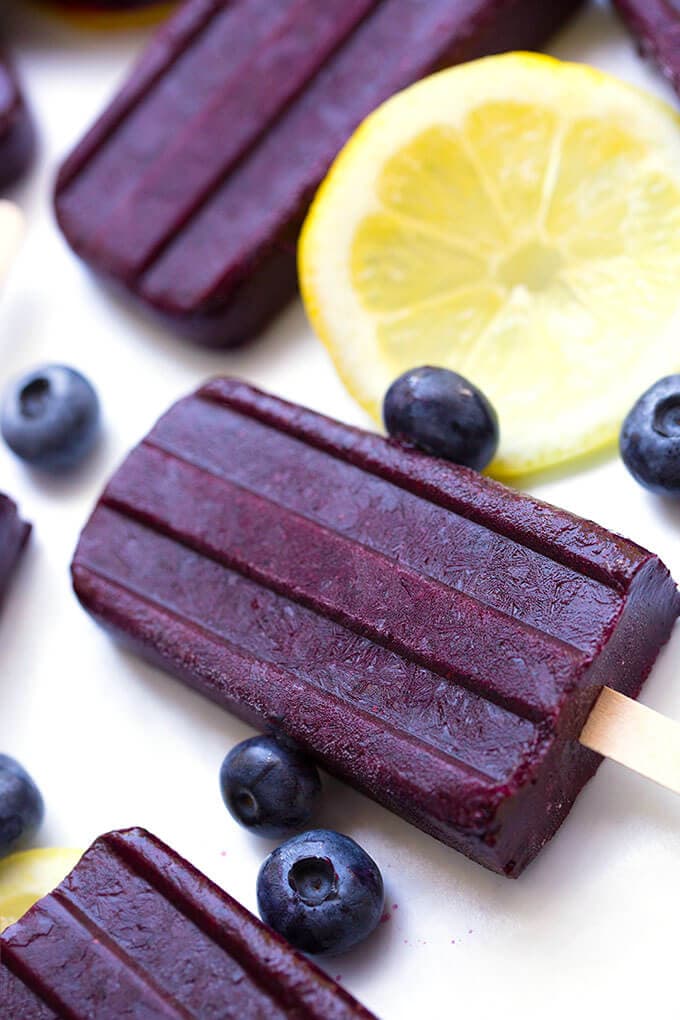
[383,366,499,471]
[1,364,100,471]
[220,736,321,839]
[0,755,44,858]
[257,829,384,955]
[620,375,680,494]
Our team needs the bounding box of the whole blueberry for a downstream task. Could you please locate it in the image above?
[220,736,321,839]
[620,376,680,494]
[383,366,499,471]
[0,755,44,858]
[257,829,384,956]
[1,364,100,471]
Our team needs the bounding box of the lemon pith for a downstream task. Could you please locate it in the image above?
[0,847,83,933]
[300,53,680,477]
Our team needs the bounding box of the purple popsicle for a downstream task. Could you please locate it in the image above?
[71,380,680,876]
[0,56,34,191]
[0,828,378,1018]
[55,0,585,347]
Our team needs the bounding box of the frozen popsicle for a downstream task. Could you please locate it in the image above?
[614,1,680,98]
[0,827,377,1018]
[71,380,680,877]
[0,57,34,191]
[0,494,29,607]
[55,0,585,348]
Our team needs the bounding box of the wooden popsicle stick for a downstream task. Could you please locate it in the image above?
[0,201,24,287]
[580,686,680,795]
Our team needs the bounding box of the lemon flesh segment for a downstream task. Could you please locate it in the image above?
[300,53,680,477]
[0,847,83,933]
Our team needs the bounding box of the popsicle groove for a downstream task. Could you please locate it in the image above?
[101,456,583,723]
[55,0,224,193]
[94,0,385,279]
[2,897,192,1019]
[103,830,367,1018]
[140,435,610,657]
[56,0,303,239]
[74,554,525,786]
[146,396,622,654]
[198,381,649,591]
[74,570,539,852]
[51,891,196,1020]
[54,844,289,1019]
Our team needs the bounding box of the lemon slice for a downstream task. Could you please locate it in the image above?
[300,53,680,477]
[0,847,82,933]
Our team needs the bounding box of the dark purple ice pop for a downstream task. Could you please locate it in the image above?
[0,56,34,191]
[0,493,30,604]
[0,827,377,1019]
[71,380,680,877]
[55,0,585,347]
[614,1,680,97]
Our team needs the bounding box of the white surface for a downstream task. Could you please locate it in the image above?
[1,3,679,1018]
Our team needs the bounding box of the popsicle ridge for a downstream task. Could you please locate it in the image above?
[3,893,194,1019]
[197,379,649,592]
[75,531,542,785]
[141,417,623,652]
[55,0,242,193]
[55,0,383,271]
[103,830,376,1018]
[100,446,588,723]
[86,0,385,281]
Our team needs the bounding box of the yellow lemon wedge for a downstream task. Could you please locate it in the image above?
[0,847,83,933]
[300,53,680,477]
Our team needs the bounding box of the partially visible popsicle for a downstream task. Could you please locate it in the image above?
[55,0,585,347]
[0,494,30,607]
[614,1,680,97]
[71,379,680,876]
[0,827,377,1018]
[0,57,34,191]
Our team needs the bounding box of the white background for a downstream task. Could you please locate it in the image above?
[2,2,679,1017]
